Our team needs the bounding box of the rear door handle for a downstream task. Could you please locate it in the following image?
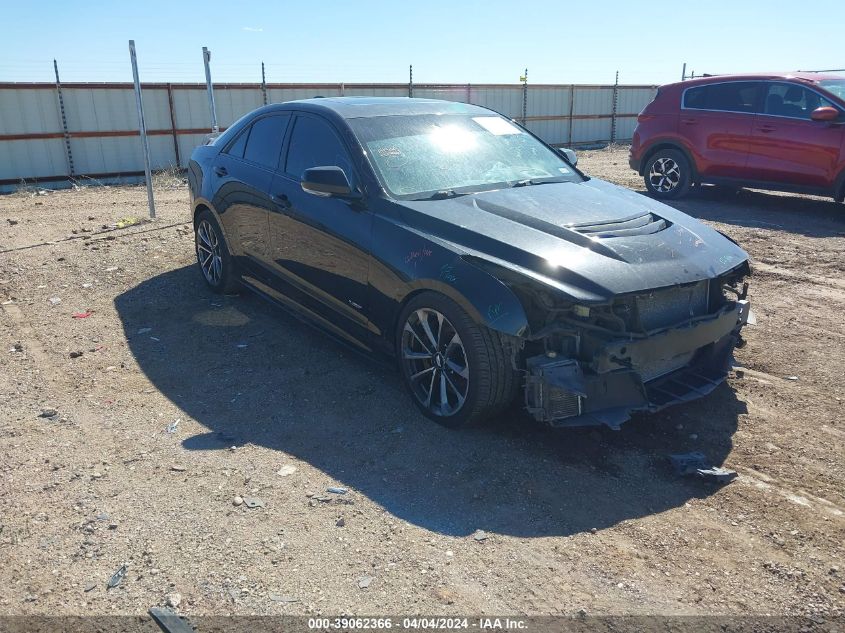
[758,125,776,133]
[213,165,228,176]
[681,118,697,125]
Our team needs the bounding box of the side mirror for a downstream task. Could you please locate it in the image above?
[557,147,578,167]
[811,106,840,122]
[301,166,359,198]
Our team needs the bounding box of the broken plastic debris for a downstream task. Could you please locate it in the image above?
[243,497,265,509]
[106,564,127,589]
[668,452,737,484]
[269,593,299,603]
[472,529,489,541]
[149,606,194,633]
[48,297,62,306]
[137,327,152,335]
[116,216,141,229]
[357,576,373,589]
[72,311,93,319]
[166,419,180,434]
[327,487,348,495]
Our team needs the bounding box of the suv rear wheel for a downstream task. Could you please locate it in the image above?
[644,149,692,199]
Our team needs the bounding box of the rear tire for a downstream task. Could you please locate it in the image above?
[195,209,239,294]
[644,149,692,199]
[396,292,518,428]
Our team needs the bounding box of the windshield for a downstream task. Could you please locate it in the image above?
[348,113,583,199]
[819,79,845,101]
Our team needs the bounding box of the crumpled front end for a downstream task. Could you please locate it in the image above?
[521,266,751,429]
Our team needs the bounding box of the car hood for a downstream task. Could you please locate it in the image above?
[398,178,749,302]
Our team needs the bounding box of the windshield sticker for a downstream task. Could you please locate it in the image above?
[377,146,402,157]
[472,116,521,136]
[558,167,571,174]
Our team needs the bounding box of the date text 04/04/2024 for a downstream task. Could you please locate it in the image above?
[306,617,528,630]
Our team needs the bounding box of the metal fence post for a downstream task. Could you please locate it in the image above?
[202,46,219,133]
[53,59,75,179]
[610,70,619,145]
[521,68,528,125]
[166,83,180,167]
[409,65,413,98]
[128,40,155,219]
[466,83,471,104]
[567,84,576,145]
[261,61,268,106]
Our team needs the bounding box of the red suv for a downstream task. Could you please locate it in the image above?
[629,73,845,201]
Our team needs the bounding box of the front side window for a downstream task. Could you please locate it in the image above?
[285,116,356,184]
[242,114,290,169]
[348,113,583,199]
[683,82,762,113]
[818,79,845,101]
[763,83,837,119]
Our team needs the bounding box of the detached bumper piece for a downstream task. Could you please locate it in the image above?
[525,303,744,429]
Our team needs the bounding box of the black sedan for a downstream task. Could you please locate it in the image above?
[188,97,752,429]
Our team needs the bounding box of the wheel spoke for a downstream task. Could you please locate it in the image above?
[403,322,433,354]
[410,366,435,382]
[434,311,444,348]
[445,358,468,379]
[423,369,437,407]
[416,310,439,350]
[443,372,466,407]
[439,371,448,409]
[403,349,432,361]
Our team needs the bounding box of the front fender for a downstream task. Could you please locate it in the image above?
[404,256,529,337]
[369,217,529,344]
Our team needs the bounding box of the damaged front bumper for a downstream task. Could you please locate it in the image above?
[524,300,750,429]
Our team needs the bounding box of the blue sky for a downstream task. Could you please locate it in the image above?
[1,0,842,85]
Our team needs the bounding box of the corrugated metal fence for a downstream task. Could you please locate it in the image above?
[0,82,657,192]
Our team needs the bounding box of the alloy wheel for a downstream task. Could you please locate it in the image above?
[196,219,223,285]
[648,157,681,193]
[401,308,470,417]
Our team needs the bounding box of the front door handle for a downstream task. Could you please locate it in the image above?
[213,165,228,177]
[758,125,776,133]
[273,193,291,210]
[681,118,697,125]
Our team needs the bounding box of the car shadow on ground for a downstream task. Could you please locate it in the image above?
[636,185,844,238]
[115,265,746,538]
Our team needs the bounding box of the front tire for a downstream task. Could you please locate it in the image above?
[397,292,518,428]
[644,149,692,199]
[195,210,239,294]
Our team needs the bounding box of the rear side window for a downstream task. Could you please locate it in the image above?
[285,116,356,183]
[243,114,290,169]
[683,82,762,113]
[224,128,249,158]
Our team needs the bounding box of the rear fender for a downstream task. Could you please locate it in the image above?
[192,198,237,257]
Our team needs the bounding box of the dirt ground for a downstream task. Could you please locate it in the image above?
[1,147,843,620]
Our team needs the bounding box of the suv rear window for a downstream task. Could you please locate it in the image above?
[683,82,762,113]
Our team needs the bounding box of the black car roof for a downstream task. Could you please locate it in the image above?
[266,96,493,119]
